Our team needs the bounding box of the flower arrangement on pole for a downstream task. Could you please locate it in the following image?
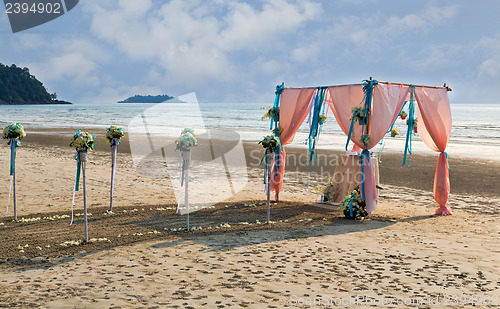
[3,123,26,220]
[106,126,124,212]
[175,128,198,230]
[175,128,198,151]
[69,130,95,242]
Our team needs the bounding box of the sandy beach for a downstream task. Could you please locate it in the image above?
[0,130,499,308]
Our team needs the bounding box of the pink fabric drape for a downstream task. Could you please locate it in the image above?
[414,87,452,215]
[328,83,410,214]
[270,88,316,193]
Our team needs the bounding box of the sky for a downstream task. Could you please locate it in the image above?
[1,0,500,104]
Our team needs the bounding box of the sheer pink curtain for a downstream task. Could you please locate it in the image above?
[328,83,410,214]
[414,87,452,215]
[270,88,316,193]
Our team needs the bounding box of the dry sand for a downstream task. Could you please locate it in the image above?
[0,130,499,308]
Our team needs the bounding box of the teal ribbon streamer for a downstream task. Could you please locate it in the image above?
[270,84,284,131]
[346,80,377,150]
[402,85,416,167]
[74,149,88,191]
[273,136,282,176]
[270,84,284,176]
[74,150,83,191]
[307,86,327,167]
[444,151,450,169]
[8,138,19,176]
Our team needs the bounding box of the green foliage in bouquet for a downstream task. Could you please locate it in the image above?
[261,106,279,121]
[175,128,198,151]
[360,134,370,146]
[315,179,335,203]
[351,106,371,125]
[70,131,95,151]
[258,135,279,153]
[319,114,327,124]
[340,185,368,220]
[106,126,124,144]
[3,123,26,140]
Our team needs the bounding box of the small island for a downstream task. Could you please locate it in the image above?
[118,94,174,103]
[0,63,72,105]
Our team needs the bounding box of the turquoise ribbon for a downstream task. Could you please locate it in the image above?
[402,85,416,167]
[346,80,377,150]
[273,135,282,176]
[270,84,284,131]
[8,138,19,176]
[74,150,85,191]
[307,86,327,167]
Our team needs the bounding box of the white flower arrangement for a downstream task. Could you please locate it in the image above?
[70,131,95,151]
[3,123,26,140]
[106,126,124,144]
[175,128,198,151]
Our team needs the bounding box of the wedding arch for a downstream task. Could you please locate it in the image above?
[267,79,452,215]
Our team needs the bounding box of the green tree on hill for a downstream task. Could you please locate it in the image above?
[0,63,53,103]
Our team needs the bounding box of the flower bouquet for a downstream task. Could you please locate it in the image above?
[319,114,327,125]
[258,135,279,153]
[399,110,407,120]
[261,106,279,121]
[175,128,198,151]
[3,123,26,141]
[340,186,368,220]
[106,126,124,144]
[316,181,335,203]
[352,107,370,125]
[273,126,284,136]
[406,118,418,133]
[390,127,400,137]
[70,131,94,151]
[360,134,370,146]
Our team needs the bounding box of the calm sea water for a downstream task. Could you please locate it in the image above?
[0,103,499,149]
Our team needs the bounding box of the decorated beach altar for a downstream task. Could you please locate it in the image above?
[263,79,453,217]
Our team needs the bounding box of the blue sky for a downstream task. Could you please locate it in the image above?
[1,0,499,104]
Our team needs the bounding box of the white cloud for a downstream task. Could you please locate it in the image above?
[326,5,460,52]
[83,0,320,92]
[477,33,500,79]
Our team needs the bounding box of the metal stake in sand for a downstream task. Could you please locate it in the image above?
[266,149,272,224]
[81,150,89,242]
[182,149,191,230]
[109,138,119,211]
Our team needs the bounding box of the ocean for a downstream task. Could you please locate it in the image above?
[0,103,499,159]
